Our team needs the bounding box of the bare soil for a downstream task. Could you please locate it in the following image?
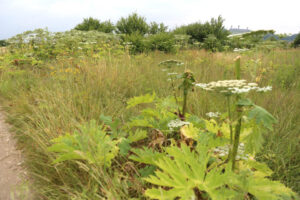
[0,111,31,200]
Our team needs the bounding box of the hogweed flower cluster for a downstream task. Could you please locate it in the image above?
[206,112,221,118]
[195,80,272,95]
[167,119,190,131]
[214,143,249,160]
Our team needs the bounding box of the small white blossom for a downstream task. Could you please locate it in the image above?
[167,119,190,130]
[214,143,249,160]
[195,80,272,95]
[206,112,221,118]
[256,86,272,92]
[167,72,178,76]
[233,48,249,52]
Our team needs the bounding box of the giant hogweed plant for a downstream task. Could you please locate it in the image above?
[129,57,296,199]
[47,57,297,199]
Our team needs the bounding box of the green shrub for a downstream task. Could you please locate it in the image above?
[203,34,222,52]
[149,22,168,34]
[0,40,8,46]
[74,17,115,33]
[97,20,115,33]
[293,33,300,48]
[74,17,101,31]
[122,33,146,54]
[116,12,149,35]
[146,33,176,53]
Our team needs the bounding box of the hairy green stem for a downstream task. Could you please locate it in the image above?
[231,105,242,170]
[227,96,233,159]
[182,90,188,120]
[231,56,242,170]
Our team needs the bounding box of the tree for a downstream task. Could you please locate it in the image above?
[116,12,149,35]
[149,22,168,34]
[98,20,115,33]
[74,18,115,33]
[74,17,101,31]
[293,33,300,48]
[173,16,229,44]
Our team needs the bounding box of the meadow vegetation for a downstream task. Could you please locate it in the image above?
[0,16,299,199]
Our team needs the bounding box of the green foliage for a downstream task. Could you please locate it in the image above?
[122,33,146,54]
[126,95,178,133]
[97,20,115,33]
[149,22,168,34]
[74,17,101,31]
[74,17,115,33]
[293,33,300,48]
[126,92,156,109]
[248,105,277,131]
[146,33,176,53]
[48,120,119,167]
[116,12,149,35]
[0,40,8,46]
[138,143,296,199]
[173,16,229,51]
[203,34,221,52]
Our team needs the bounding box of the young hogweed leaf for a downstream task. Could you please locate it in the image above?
[48,120,119,167]
[180,123,199,139]
[127,129,147,143]
[126,93,156,109]
[237,98,254,106]
[244,124,265,155]
[248,105,277,130]
[143,143,239,200]
[129,147,165,166]
[243,176,296,200]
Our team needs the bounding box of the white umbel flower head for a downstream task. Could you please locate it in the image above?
[195,79,272,95]
[206,112,221,118]
[167,119,190,131]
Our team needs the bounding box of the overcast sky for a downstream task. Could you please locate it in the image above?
[1,0,300,39]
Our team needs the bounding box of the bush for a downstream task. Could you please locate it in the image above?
[203,34,222,52]
[0,40,7,46]
[116,12,149,35]
[149,22,168,34]
[74,17,115,33]
[98,20,115,33]
[146,33,176,53]
[74,17,101,31]
[122,33,146,54]
[293,33,300,48]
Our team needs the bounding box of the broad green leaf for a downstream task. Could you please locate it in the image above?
[143,143,240,200]
[128,129,147,143]
[129,147,165,166]
[248,105,277,130]
[237,98,254,106]
[118,138,131,156]
[126,93,156,109]
[180,124,199,139]
[48,120,119,167]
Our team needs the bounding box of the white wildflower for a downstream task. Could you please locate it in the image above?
[195,79,272,95]
[214,143,249,160]
[206,112,221,118]
[233,48,249,52]
[167,119,190,130]
[256,86,272,92]
[167,72,178,76]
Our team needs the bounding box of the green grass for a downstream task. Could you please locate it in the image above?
[0,49,299,198]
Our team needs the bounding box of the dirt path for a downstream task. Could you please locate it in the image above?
[0,111,31,200]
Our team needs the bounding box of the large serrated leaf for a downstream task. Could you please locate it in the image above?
[126,93,156,109]
[248,105,277,130]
